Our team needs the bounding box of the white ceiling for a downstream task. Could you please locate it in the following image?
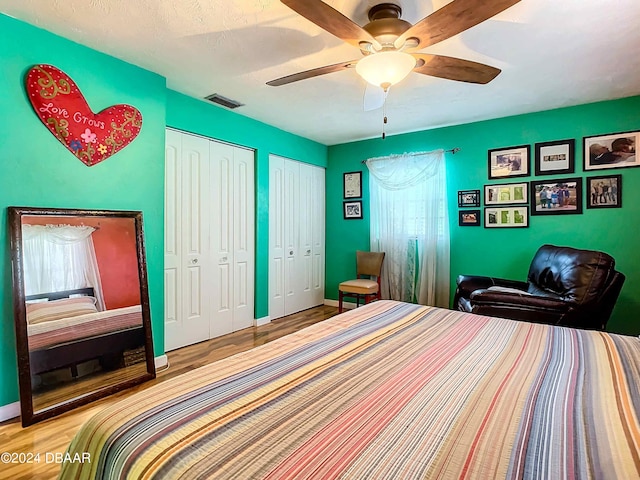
[2,0,639,145]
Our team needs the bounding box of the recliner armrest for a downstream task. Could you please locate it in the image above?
[455,275,528,299]
[470,289,570,312]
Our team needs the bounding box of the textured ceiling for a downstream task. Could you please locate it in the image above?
[1,0,639,145]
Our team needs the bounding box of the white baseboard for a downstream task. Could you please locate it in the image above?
[0,401,20,422]
[255,316,271,327]
[323,299,356,310]
[155,354,168,370]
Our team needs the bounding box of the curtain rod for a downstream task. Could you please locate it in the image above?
[361,147,460,164]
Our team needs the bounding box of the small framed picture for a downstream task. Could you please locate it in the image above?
[343,171,362,198]
[488,145,530,179]
[484,207,529,228]
[484,182,528,205]
[535,139,575,176]
[459,210,481,226]
[343,200,363,219]
[586,174,622,209]
[584,131,638,171]
[458,189,481,207]
[530,177,583,215]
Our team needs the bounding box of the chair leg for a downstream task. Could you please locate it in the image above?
[339,291,344,313]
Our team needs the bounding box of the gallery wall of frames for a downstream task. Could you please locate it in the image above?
[457,130,636,228]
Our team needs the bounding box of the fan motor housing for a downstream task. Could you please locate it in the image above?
[363,3,411,43]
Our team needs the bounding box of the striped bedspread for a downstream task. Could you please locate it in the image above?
[60,301,640,479]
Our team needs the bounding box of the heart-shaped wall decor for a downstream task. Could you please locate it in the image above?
[25,64,143,167]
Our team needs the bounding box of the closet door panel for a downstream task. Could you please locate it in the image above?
[180,135,211,346]
[312,166,326,305]
[164,131,210,351]
[269,156,285,320]
[164,131,182,351]
[210,142,234,338]
[298,163,314,310]
[283,159,300,315]
[232,148,255,330]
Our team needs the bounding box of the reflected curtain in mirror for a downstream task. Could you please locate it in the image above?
[22,224,106,309]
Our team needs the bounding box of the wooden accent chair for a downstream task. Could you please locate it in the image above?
[338,251,385,313]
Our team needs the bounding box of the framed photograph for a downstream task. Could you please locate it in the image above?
[584,130,638,171]
[586,174,622,209]
[343,200,363,219]
[484,182,528,205]
[530,177,583,215]
[535,139,575,175]
[343,171,362,198]
[488,145,530,179]
[459,210,481,226]
[458,189,481,207]
[484,207,529,228]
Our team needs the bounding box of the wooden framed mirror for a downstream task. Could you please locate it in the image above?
[8,207,155,426]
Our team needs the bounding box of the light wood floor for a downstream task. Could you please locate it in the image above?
[0,305,338,480]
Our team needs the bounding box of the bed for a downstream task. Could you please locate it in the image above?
[60,301,640,479]
[26,288,145,376]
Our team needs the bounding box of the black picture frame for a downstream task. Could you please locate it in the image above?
[343,200,363,219]
[534,139,575,176]
[530,177,583,215]
[459,209,481,226]
[458,190,481,207]
[484,206,529,228]
[488,145,530,179]
[484,182,528,205]
[586,174,622,209]
[343,171,362,199]
[583,130,639,171]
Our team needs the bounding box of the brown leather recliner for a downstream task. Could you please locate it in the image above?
[453,244,625,330]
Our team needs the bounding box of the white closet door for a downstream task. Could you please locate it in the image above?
[164,131,211,351]
[210,141,255,337]
[232,147,255,331]
[283,159,302,315]
[311,166,326,306]
[297,163,314,310]
[269,156,285,320]
[269,156,325,320]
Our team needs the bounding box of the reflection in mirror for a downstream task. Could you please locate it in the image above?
[9,207,155,427]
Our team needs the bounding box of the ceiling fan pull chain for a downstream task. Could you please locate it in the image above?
[382,97,388,140]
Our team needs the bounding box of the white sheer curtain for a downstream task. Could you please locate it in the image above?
[21,224,105,310]
[366,149,450,307]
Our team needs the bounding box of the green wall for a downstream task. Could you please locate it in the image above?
[0,14,166,409]
[165,91,327,319]
[327,96,640,336]
[0,13,326,412]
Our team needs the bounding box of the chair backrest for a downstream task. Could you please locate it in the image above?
[527,244,619,306]
[356,251,385,278]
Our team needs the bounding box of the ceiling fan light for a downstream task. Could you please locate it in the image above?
[356,51,416,90]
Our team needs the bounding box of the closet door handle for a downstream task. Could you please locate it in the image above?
[191,258,198,264]
[306,249,311,255]
[289,250,294,256]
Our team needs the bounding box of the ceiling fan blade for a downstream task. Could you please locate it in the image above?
[363,84,389,111]
[267,60,358,86]
[281,0,380,49]
[412,54,501,84]
[396,0,521,51]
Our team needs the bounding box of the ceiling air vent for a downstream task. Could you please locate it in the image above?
[204,93,244,109]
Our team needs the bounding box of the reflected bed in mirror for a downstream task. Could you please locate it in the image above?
[8,207,155,427]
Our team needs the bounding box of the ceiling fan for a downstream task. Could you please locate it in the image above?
[267,0,521,93]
